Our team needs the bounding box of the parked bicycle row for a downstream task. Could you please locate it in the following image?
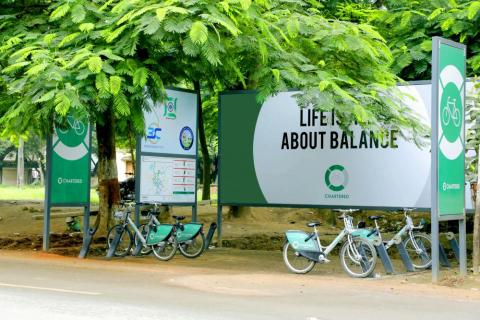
[283,208,432,278]
[106,203,435,279]
[106,201,206,260]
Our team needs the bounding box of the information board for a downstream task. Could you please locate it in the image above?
[137,88,198,205]
[139,156,196,203]
[140,90,197,156]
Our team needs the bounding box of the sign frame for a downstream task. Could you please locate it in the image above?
[135,87,199,222]
[43,117,92,254]
[431,36,467,281]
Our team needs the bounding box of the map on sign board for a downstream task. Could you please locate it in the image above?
[139,156,196,203]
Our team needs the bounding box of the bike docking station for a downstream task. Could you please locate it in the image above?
[215,38,474,278]
[42,114,94,258]
[431,37,468,282]
[106,88,201,259]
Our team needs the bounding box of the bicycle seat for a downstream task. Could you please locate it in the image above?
[368,215,382,220]
[173,215,185,221]
[307,222,321,227]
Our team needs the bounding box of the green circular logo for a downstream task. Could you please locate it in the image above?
[325,164,348,192]
[440,82,462,143]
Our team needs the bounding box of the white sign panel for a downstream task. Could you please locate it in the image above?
[139,156,196,203]
[250,84,473,209]
[141,89,197,156]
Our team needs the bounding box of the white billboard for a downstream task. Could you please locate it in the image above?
[219,83,474,209]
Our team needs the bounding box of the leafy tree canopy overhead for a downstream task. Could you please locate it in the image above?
[0,0,424,138]
[337,0,480,81]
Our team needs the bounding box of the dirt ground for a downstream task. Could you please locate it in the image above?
[0,200,477,291]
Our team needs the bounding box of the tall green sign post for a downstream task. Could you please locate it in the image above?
[431,37,467,282]
[43,115,92,256]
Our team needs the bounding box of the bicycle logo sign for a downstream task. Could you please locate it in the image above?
[438,64,464,160]
[53,115,89,161]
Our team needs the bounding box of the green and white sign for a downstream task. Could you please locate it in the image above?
[433,38,466,218]
[50,115,91,205]
[219,85,474,209]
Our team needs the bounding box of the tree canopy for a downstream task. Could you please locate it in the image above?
[0,0,421,134]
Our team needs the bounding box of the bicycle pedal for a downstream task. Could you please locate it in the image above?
[318,255,330,263]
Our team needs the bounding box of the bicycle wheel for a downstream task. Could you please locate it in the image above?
[340,237,377,278]
[282,242,315,274]
[404,233,432,269]
[442,107,450,125]
[152,236,178,261]
[107,224,133,257]
[178,232,205,258]
[134,224,153,255]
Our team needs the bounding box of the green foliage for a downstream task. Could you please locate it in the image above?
[0,0,419,138]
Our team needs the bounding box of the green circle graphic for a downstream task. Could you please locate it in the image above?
[440,82,462,143]
[325,164,348,192]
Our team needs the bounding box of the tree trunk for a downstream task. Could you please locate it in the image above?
[17,138,24,188]
[194,81,211,200]
[38,160,44,186]
[96,108,120,234]
[474,144,480,274]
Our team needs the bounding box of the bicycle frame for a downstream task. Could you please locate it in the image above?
[374,211,424,252]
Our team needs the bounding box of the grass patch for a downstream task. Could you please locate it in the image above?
[0,185,99,204]
[0,184,216,204]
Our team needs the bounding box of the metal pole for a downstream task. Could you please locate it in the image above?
[43,203,50,251]
[79,206,91,259]
[217,205,222,247]
[43,135,52,251]
[459,218,467,276]
[431,36,440,283]
[192,205,197,222]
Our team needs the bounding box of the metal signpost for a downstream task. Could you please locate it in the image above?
[43,115,92,255]
[431,37,467,282]
[135,88,198,224]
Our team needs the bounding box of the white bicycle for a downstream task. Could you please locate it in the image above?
[365,208,431,269]
[441,96,461,127]
[283,209,377,278]
[58,115,86,135]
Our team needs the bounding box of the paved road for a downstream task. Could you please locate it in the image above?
[0,251,478,320]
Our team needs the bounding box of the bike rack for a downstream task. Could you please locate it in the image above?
[396,240,415,272]
[78,210,99,259]
[106,225,124,259]
[374,241,395,275]
[446,232,460,263]
[204,222,217,250]
[131,239,143,256]
[439,243,452,268]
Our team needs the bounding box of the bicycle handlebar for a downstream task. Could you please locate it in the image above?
[333,209,359,213]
